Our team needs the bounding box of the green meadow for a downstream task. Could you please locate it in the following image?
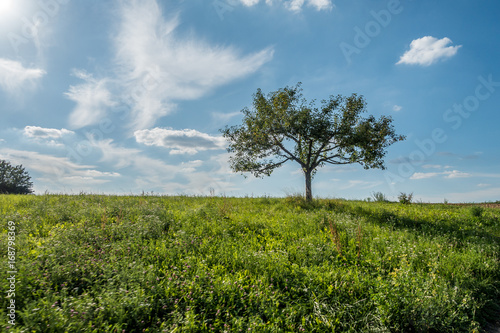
[1,194,499,332]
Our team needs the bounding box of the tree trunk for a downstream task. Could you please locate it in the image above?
[305,170,312,202]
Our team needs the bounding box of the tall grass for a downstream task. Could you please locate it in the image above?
[1,194,499,332]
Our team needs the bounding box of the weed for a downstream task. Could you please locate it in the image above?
[398,192,413,205]
[327,218,342,256]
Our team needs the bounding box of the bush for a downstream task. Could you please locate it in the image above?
[371,192,388,202]
[0,159,33,194]
[470,206,484,218]
[398,192,413,205]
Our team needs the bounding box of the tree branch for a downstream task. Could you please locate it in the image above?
[255,158,291,173]
[316,153,350,166]
[271,134,306,168]
[311,137,338,169]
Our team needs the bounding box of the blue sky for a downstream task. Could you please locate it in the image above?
[0,0,499,202]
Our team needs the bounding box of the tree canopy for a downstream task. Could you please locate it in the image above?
[0,160,34,194]
[220,83,405,201]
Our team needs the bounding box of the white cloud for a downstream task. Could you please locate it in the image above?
[114,0,274,130]
[397,36,461,66]
[306,0,333,11]
[242,0,333,11]
[53,138,193,192]
[444,170,471,179]
[422,164,442,169]
[0,148,120,190]
[240,0,260,6]
[23,126,75,147]
[286,0,305,11]
[211,111,241,123]
[91,139,142,169]
[24,126,74,139]
[134,128,227,155]
[65,70,116,129]
[0,58,46,94]
[341,180,383,190]
[410,169,471,180]
[431,187,500,203]
[392,105,402,112]
[89,138,235,194]
[410,172,440,180]
[477,183,491,188]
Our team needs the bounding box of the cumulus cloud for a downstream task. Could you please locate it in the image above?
[24,126,74,139]
[397,36,461,66]
[134,128,227,155]
[65,70,116,129]
[0,58,46,94]
[392,105,402,112]
[115,0,274,130]
[23,126,74,147]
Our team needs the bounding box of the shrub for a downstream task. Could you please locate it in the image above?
[398,192,413,204]
[470,206,484,218]
[371,191,388,202]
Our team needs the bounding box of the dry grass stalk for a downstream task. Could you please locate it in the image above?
[328,218,342,256]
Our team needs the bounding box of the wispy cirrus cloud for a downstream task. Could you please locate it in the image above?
[114,0,274,130]
[89,138,234,194]
[336,179,383,190]
[65,70,116,129]
[134,128,227,155]
[397,36,461,66]
[410,170,471,180]
[240,0,334,11]
[0,148,120,192]
[0,58,46,94]
[410,172,440,180]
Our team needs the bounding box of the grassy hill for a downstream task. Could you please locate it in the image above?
[1,194,499,332]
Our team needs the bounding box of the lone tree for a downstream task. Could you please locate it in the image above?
[221,83,405,201]
[0,160,34,194]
